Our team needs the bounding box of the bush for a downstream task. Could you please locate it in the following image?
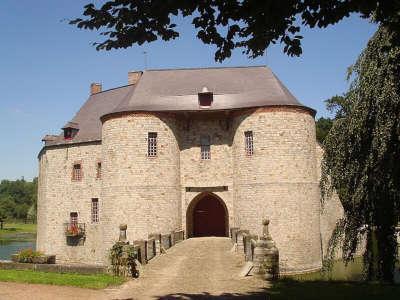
[109,242,138,278]
[16,248,44,263]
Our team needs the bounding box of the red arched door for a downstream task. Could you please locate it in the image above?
[193,194,227,237]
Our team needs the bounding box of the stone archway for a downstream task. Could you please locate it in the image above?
[186,192,229,237]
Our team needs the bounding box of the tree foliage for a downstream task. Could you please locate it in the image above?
[321,25,400,282]
[0,178,37,221]
[316,117,333,144]
[70,0,400,61]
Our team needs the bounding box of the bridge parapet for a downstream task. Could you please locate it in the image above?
[115,226,186,266]
[230,219,279,280]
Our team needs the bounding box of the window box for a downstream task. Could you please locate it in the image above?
[64,222,86,237]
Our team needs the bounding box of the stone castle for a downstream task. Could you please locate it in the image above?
[37,66,343,274]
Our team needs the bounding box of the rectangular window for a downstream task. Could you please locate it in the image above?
[72,163,82,181]
[96,162,101,179]
[245,131,254,156]
[148,132,157,157]
[70,212,78,225]
[91,198,99,223]
[200,135,211,160]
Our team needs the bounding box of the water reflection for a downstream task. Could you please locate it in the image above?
[0,234,36,260]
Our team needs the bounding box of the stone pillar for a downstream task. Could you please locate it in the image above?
[119,224,127,243]
[149,233,161,255]
[237,230,249,253]
[230,228,240,243]
[252,218,279,280]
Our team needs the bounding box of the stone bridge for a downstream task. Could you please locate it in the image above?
[109,237,267,299]
[0,237,269,300]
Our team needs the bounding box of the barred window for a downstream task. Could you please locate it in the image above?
[91,198,99,223]
[96,162,101,179]
[70,212,78,225]
[244,131,254,156]
[148,132,157,157]
[200,135,211,160]
[72,163,82,181]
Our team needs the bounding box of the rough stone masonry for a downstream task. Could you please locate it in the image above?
[37,66,343,274]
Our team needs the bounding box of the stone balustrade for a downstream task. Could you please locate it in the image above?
[230,219,279,280]
[118,225,185,265]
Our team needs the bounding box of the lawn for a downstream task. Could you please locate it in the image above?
[0,269,125,289]
[266,280,400,300]
[0,222,36,241]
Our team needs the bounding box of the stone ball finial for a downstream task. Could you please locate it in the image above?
[119,224,127,230]
[262,218,270,226]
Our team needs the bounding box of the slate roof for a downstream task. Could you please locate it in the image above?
[43,66,311,146]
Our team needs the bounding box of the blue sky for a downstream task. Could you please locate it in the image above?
[0,1,377,181]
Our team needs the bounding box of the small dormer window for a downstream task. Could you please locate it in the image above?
[198,87,213,108]
[62,122,79,140]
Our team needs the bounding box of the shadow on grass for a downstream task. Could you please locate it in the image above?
[153,279,400,300]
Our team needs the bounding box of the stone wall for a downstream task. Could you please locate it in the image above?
[37,142,103,264]
[232,108,322,273]
[99,113,181,264]
[38,107,345,271]
[178,115,234,236]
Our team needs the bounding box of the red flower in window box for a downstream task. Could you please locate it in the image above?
[65,223,85,237]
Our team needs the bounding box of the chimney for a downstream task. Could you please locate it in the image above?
[90,83,102,95]
[128,71,142,85]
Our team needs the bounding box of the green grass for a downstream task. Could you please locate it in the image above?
[0,269,125,289]
[0,222,36,234]
[267,280,400,300]
[0,222,36,241]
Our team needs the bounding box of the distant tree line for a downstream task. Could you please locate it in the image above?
[315,95,345,144]
[0,178,37,222]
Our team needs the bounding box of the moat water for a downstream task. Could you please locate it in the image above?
[0,233,36,260]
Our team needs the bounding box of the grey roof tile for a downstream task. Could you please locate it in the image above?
[44,66,310,147]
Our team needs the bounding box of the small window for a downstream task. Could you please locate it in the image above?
[244,131,254,156]
[96,162,101,179]
[72,163,82,181]
[70,212,78,225]
[91,199,99,223]
[64,128,72,139]
[198,87,213,107]
[63,128,78,140]
[148,132,157,157]
[200,135,211,160]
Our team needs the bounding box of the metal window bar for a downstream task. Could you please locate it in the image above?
[73,164,82,180]
[148,132,157,157]
[91,199,99,223]
[200,135,211,160]
[244,131,254,156]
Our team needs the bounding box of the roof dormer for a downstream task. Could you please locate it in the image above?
[198,86,213,108]
[62,122,79,140]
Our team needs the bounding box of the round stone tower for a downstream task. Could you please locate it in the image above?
[99,112,181,263]
[232,107,321,273]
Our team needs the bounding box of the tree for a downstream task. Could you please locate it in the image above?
[71,1,400,281]
[70,1,400,61]
[316,117,333,144]
[321,25,400,282]
[0,178,37,221]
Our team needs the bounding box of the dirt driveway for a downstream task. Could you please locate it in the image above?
[0,237,268,300]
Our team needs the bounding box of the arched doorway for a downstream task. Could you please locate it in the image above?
[186,193,228,237]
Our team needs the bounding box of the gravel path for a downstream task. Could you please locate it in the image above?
[0,237,268,300]
[109,237,268,299]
